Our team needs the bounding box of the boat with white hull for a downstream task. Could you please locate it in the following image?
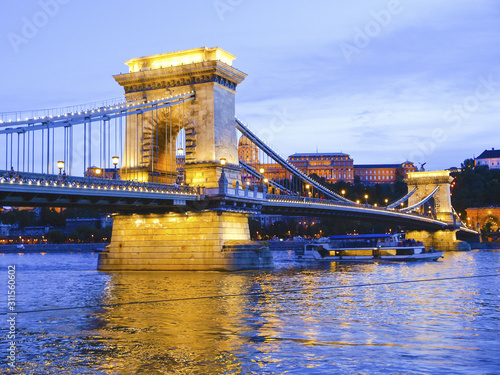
[296,233,444,262]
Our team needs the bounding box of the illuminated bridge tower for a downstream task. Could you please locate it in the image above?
[113,47,245,187]
[98,48,273,271]
[405,171,471,252]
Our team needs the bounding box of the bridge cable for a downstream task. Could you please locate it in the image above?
[401,186,439,213]
[41,127,44,173]
[387,187,417,209]
[2,273,498,316]
[51,125,55,175]
[120,113,123,176]
[236,118,351,202]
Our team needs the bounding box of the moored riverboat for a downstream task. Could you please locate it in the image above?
[295,233,443,262]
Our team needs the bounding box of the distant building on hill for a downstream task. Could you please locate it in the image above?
[237,135,416,186]
[354,162,417,184]
[475,148,500,169]
[238,136,355,184]
[0,222,12,236]
[288,153,354,183]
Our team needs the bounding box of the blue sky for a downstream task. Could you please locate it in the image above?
[1,0,499,170]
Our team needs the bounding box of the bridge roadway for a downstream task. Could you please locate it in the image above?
[0,170,478,234]
[0,170,197,210]
[201,185,474,233]
[262,194,456,231]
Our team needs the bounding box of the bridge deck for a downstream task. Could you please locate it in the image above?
[0,171,197,209]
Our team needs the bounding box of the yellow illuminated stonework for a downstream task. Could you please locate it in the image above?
[102,48,273,272]
[98,211,273,271]
[125,47,236,73]
[405,170,471,251]
[114,47,246,187]
[406,170,454,224]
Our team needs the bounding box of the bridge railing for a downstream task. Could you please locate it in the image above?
[266,194,443,218]
[0,97,126,124]
[208,180,266,200]
[0,170,197,195]
[267,194,357,207]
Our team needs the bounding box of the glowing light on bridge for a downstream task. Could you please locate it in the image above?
[125,47,236,73]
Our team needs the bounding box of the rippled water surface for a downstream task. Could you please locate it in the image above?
[1,249,499,374]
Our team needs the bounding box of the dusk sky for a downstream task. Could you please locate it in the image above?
[1,0,499,170]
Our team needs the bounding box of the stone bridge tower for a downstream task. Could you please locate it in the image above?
[406,171,454,224]
[405,171,471,251]
[113,47,246,188]
[98,48,273,272]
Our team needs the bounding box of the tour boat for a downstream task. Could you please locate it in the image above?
[295,233,444,262]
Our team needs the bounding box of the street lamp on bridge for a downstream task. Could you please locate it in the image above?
[219,158,228,192]
[364,194,369,205]
[57,161,64,175]
[259,167,265,191]
[112,156,119,180]
[220,158,227,176]
[306,184,311,197]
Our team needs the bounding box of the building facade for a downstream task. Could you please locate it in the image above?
[238,135,259,165]
[237,135,415,186]
[354,162,416,184]
[0,222,12,236]
[288,153,354,183]
[475,148,500,169]
[466,207,499,231]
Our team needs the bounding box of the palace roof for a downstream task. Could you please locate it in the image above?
[289,152,350,157]
[477,149,500,159]
[354,164,405,169]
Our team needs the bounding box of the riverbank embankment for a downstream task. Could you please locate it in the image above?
[0,243,107,253]
[470,243,500,250]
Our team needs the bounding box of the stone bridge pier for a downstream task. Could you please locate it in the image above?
[405,171,471,251]
[98,47,273,271]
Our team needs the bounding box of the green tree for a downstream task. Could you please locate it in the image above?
[0,209,37,228]
[70,225,98,243]
[451,159,500,217]
[46,229,67,244]
[461,158,475,170]
[39,208,65,227]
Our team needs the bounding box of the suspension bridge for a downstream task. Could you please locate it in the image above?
[0,47,476,270]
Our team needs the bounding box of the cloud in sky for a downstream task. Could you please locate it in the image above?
[0,0,499,171]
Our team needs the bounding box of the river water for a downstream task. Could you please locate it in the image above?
[0,249,499,374]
